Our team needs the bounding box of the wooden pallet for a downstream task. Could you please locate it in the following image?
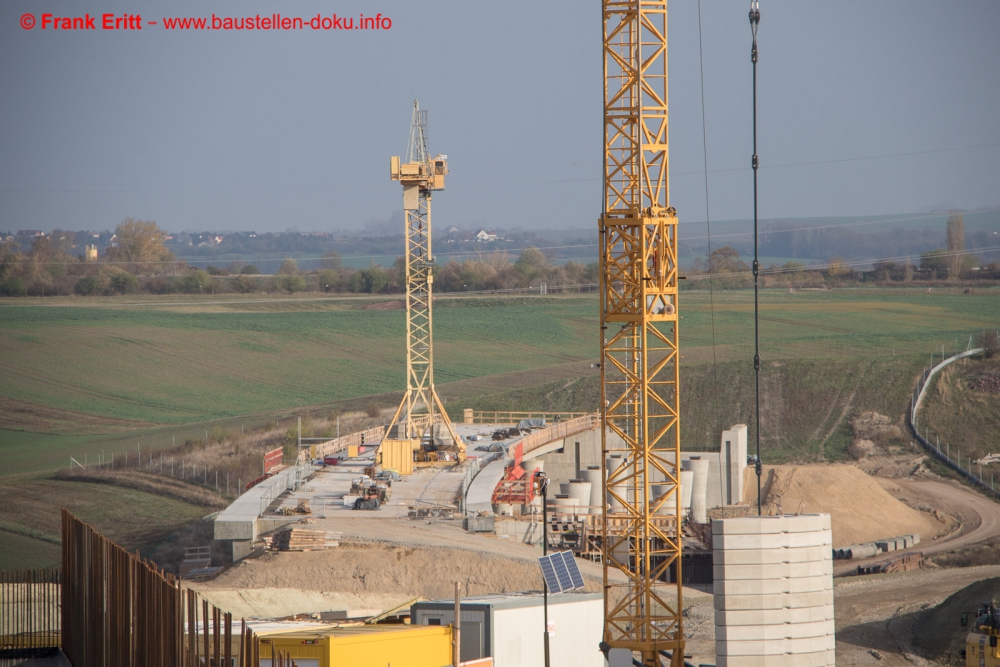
[265,528,339,552]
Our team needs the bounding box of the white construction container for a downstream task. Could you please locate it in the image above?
[411,592,604,667]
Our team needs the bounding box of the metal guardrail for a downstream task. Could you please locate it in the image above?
[462,410,592,425]
[909,347,1000,499]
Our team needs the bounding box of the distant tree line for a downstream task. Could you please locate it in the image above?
[3,213,998,298]
[0,220,600,297]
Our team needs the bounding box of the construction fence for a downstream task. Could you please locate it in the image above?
[60,509,265,667]
[909,347,1000,500]
[0,567,60,664]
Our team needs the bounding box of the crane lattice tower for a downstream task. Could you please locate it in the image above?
[600,2,684,665]
[387,101,463,462]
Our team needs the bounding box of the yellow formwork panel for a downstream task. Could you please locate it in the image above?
[347,445,359,459]
[379,439,417,476]
[260,625,452,667]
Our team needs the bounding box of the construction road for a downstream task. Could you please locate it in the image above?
[834,475,1000,576]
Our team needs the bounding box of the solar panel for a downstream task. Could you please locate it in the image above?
[538,554,564,594]
[561,550,586,590]
[552,552,574,592]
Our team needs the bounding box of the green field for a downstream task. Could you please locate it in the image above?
[0,287,997,569]
[1,289,997,472]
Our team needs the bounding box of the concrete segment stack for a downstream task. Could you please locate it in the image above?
[713,514,835,667]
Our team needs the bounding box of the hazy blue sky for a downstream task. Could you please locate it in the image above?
[2,1,998,234]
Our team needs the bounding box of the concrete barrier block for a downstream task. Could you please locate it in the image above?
[713,530,832,551]
[716,619,835,641]
[716,605,834,627]
[714,560,832,581]
[714,545,831,566]
[716,633,835,656]
[714,590,833,611]
[716,649,835,667]
[713,514,831,535]
[714,575,833,597]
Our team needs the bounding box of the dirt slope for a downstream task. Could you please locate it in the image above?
[203,542,604,601]
[911,576,1000,664]
[742,464,944,547]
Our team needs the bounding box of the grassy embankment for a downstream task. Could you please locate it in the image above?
[0,288,996,567]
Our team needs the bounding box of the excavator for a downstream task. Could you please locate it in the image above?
[963,602,1000,666]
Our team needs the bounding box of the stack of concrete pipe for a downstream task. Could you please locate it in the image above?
[834,544,878,560]
[713,514,835,667]
[683,456,710,523]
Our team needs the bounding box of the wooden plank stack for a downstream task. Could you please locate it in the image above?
[264,528,339,552]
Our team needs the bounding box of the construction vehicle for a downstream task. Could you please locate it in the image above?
[962,602,1000,666]
[381,101,465,470]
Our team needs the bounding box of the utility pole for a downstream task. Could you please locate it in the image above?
[453,582,461,667]
[538,472,550,667]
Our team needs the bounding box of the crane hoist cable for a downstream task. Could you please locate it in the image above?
[749,0,763,516]
[697,0,723,452]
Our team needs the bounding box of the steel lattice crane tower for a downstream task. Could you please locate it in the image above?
[386,101,464,465]
[600,2,684,665]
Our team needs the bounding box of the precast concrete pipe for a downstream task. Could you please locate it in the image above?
[568,480,592,514]
[581,466,604,510]
[684,456,710,523]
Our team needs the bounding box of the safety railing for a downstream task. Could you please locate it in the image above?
[304,426,385,461]
[462,410,592,425]
[909,347,999,499]
[519,415,600,456]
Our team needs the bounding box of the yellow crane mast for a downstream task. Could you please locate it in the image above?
[385,100,464,467]
[600,2,684,666]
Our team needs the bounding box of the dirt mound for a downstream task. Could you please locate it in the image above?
[742,464,944,547]
[852,411,904,441]
[911,576,1000,663]
[189,587,414,619]
[969,372,1000,394]
[204,542,603,600]
[848,439,876,460]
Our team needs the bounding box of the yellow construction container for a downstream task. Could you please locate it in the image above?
[347,445,359,459]
[259,624,451,667]
[378,439,417,475]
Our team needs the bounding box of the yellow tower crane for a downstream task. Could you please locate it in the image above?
[383,100,464,469]
[600,2,684,666]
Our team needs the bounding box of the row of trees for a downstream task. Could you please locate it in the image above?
[0,219,600,297]
[3,215,997,298]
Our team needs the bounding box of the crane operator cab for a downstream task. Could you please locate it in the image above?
[389,154,447,191]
